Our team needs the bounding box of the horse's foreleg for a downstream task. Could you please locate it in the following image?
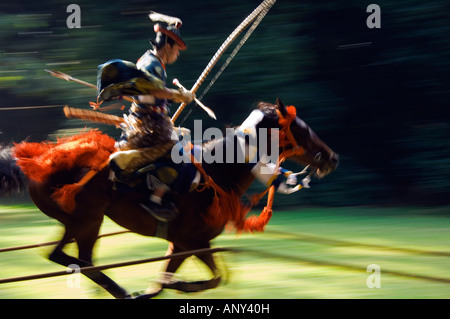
[138,242,188,298]
[141,242,223,296]
[150,243,188,288]
[160,242,189,284]
[159,242,222,293]
[193,244,222,290]
[195,251,221,284]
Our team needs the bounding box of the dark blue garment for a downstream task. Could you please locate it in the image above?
[135,50,168,110]
[96,59,145,92]
[96,57,165,103]
[137,51,167,83]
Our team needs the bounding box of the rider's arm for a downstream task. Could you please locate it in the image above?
[145,88,194,104]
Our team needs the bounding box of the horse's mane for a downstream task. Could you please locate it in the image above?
[257,101,278,121]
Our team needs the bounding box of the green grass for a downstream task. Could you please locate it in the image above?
[0,204,449,299]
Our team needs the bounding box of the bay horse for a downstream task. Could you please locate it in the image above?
[0,98,338,298]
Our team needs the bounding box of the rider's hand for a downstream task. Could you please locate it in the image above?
[179,90,195,104]
[173,89,195,104]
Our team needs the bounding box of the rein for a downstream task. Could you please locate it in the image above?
[190,105,304,233]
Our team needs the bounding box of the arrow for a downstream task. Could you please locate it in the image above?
[44,69,97,89]
[44,69,135,105]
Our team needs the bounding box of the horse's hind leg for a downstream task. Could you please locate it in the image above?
[49,224,128,299]
[48,229,77,266]
[74,220,129,299]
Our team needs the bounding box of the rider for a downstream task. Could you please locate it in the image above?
[96,12,195,222]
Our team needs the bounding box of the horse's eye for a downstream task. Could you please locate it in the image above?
[314,152,322,163]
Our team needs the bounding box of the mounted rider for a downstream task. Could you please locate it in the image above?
[95,12,195,222]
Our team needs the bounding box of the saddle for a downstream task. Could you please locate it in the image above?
[109,144,201,196]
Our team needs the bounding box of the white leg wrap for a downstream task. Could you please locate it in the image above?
[251,161,279,187]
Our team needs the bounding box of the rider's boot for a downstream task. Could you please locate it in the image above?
[140,192,179,222]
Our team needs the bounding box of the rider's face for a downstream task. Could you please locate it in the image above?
[165,43,180,65]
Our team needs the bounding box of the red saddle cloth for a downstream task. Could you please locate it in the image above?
[12,130,116,213]
[13,130,116,184]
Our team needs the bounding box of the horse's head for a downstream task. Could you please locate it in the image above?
[258,98,339,178]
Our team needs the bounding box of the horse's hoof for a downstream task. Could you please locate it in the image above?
[134,292,160,299]
[131,285,164,299]
[126,289,162,299]
[162,277,221,292]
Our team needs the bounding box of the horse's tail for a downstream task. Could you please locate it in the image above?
[0,145,26,196]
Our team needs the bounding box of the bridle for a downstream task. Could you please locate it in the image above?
[275,105,306,166]
[189,104,314,233]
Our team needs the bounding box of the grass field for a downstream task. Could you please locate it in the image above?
[0,203,449,299]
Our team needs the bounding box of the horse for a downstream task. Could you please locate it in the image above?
[0,98,338,298]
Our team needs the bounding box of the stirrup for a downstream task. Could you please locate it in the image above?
[140,195,178,222]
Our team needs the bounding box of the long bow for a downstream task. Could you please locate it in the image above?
[171,0,276,123]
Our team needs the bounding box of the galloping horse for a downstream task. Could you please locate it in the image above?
[0,98,338,298]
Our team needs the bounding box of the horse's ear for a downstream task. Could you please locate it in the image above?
[276,98,288,116]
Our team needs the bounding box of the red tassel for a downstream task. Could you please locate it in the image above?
[241,185,275,233]
[243,207,273,233]
[51,183,82,213]
[201,186,276,233]
[203,191,251,232]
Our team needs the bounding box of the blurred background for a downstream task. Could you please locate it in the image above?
[0,0,449,208]
[1,0,449,300]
